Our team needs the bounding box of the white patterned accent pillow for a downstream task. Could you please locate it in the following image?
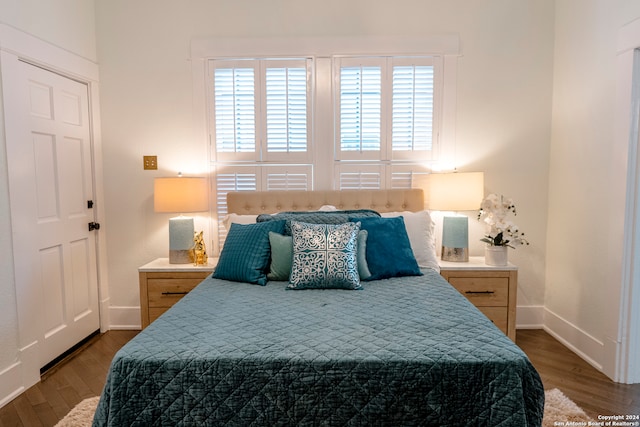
[288,221,362,290]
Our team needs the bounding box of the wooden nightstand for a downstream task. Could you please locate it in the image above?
[139,257,217,329]
[439,256,517,341]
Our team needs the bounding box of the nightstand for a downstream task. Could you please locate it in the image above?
[439,256,517,341]
[139,257,217,329]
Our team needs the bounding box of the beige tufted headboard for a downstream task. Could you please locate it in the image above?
[226,189,425,215]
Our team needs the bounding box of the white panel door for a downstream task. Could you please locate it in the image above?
[8,62,100,368]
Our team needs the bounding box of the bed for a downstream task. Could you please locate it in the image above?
[93,189,544,426]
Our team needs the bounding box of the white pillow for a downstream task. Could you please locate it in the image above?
[381,210,439,272]
[318,205,338,211]
[222,213,258,230]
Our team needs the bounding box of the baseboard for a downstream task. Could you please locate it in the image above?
[108,306,141,330]
[516,305,544,329]
[99,296,111,332]
[543,307,604,371]
[0,340,40,410]
[0,361,23,409]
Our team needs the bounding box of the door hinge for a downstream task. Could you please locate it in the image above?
[88,222,100,231]
[88,200,94,209]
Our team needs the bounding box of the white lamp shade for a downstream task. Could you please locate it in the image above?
[428,172,484,211]
[154,177,208,213]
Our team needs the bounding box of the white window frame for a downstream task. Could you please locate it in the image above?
[335,56,442,163]
[208,58,313,164]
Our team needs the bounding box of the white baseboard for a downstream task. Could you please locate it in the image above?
[516,305,544,329]
[543,307,604,371]
[0,340,40,410]
[0,361,23,409]
[99,296,111,333]
[108,306,141,330]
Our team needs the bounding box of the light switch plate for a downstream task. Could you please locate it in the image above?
[143,156,157,170]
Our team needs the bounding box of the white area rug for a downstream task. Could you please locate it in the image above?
[543,388,592,427]
[54,396,99,427]
[54,388,591,426]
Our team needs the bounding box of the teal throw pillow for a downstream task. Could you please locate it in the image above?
[351,216,422,281]
[267,231,293,281]
[288,221,362,290]
[356,229,372,280]
[213,220,285,285]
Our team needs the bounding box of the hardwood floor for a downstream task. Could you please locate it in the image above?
[0,330,138,427]
[517,329,640,418]
[0,329,638,426]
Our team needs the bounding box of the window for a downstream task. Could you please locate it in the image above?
[265,67,308,155]
[335,163,431,191]
[201,37,459,252]
[339,62,382,154]
[335,56,440,162]
[214,65,256,155]
[210,59,311,163]
[392,64,435,153]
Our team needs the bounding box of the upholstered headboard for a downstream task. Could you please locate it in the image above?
[226,189,425,215]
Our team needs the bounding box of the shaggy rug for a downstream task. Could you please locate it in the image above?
[542,388,592,427]
[55,389,590,426]
[54,396,99,427]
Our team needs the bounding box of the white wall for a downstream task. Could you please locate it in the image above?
[0,0,98,404]
[546,0,640,377]
[0,60,18,376]
[95,0,555,327]
[0,0,96,62]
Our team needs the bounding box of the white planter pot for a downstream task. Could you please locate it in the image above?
[485,246,508,266]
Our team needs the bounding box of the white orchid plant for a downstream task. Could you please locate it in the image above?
[477,193,529,248]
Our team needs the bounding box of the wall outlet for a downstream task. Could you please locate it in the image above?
[143,156,157,170]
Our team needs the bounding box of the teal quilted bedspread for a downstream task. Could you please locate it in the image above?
[93,270,544,426]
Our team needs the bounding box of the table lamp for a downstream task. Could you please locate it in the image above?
[428,172,484,262]
[154,175,208,264]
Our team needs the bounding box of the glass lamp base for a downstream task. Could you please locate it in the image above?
[441,246,469,262]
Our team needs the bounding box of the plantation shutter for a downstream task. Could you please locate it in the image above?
[389,168,430,190]
[265,64,309,157]
[337,58,383,160]
[264,166,311,191]
[214,168,258,249]
[213,65,256,158]
[336,164,383,190]
[392,65,434,152]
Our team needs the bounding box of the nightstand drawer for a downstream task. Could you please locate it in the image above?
[439,258,517,341]
[447,277,509,306]
[147,279,202,308]
[477,306,508,333]
[139,259,216,329]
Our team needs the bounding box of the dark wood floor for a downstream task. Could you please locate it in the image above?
[0,329,638,426]
[0,330,138,427]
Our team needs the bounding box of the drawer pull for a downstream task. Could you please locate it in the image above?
[465,291,495,295]
[161,291,189,296]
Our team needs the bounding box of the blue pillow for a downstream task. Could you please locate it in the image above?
[288,221,362,290]
[213,220,285,285]
[350,216,422,281]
